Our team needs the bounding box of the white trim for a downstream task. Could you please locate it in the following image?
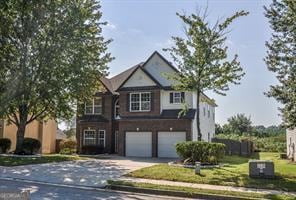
[129,92,151,112]
[84,97,102,115]
[98,130,106,147]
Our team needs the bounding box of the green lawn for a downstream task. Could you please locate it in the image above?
[128,152,296,192]
[108,180,295,200]
[0,154,88,166]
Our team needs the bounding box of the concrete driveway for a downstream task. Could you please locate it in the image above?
[0,156,167,188]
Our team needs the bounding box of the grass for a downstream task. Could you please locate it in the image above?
[128,152,296,192]
[108,180,296,200]
[0,154,89,166]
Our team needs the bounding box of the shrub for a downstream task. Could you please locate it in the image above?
[21,138,41,155]
[59,140,77,154]
[176,141,225,165]
[59,148,73,155]
[81,145,104,155]
[0,138,11,153]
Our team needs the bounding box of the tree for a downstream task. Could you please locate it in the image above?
[215,123,224,134]
[264,0,296,128]
[164,10,248,140]
[225,114,252,135]
[0,1,113,153]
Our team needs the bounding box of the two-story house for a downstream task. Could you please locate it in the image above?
[76,51,216,158]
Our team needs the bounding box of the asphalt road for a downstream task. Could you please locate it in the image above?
[0,179,194,200]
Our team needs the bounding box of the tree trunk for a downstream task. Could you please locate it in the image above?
[14,105,28,154]
[196,91,202,141]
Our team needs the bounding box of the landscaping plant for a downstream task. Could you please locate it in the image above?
[59,140,77,155]
[0,138,11,153]
[21,138,41,155]
[176,141,225,165]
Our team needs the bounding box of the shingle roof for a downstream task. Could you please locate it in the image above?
[100,62,143,94]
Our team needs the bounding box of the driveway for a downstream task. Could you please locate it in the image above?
[0,156,167,188]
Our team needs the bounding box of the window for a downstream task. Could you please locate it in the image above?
[98,130,105,147]
[208,132,211,142]
[84,130,96,146]
[207,105,210,118]
[173,92,181,103]
[203,107,206,116]
[85,97,102,115]
[170,92,184,104]
[114,99,120,119]
[130,92,151,112]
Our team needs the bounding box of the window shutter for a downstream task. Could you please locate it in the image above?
[170,92,173,103]
[150,92,154,111]
[181,92,185,103]
[126,93,130,111]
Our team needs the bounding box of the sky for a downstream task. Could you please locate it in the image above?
[98,0,281,127]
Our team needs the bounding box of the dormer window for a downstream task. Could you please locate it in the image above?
[170,92,185,104]
[85,97,102,115]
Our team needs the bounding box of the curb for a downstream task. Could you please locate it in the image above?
[107,184,265,200]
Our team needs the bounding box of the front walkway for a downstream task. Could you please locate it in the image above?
[119,177,296,196]
[0,156,165,188]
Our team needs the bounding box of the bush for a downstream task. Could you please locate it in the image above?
[21,138,41,155]
[59,140,77,154]
[176,141,225,165]
[81,145,104,155]
[0,138,11,153]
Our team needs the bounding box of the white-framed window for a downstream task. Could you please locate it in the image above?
[130,92,151,112]
[173,92,182,104]
[170,92,184,104]
[85,97,102,115]
[98,130,105,147]
[207,104,210,118]
[203,107,206,116]
[84,130,96,146]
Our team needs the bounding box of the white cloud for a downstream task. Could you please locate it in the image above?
[105,20,117,30]
[155,38,174,48]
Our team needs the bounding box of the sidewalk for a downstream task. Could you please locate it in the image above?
[119,177,296,196]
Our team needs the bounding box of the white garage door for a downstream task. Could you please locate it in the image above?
[158,131,186,158]
[126,132,152,157]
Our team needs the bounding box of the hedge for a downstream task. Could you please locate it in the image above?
[176,141,225,165]
[21,138,41,155]
[59,140,77,154]
[0,138,11,153]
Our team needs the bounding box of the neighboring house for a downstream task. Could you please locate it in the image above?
[76,51,217,158]
[287,128,296,161]
[56,128,67,140]
[0,119,57,154]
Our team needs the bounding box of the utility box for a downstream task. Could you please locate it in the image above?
[249,160,275,179]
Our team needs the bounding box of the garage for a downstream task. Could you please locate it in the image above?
[158,131,186,158]
[126,132,152,157]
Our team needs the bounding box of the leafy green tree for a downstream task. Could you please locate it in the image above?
[0,1,113,153]
[264,0,296,128]
[164,10,248,140]
[225,114,252,135]
[215,123,224,134]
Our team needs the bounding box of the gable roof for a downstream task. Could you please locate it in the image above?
[99,51,216,106]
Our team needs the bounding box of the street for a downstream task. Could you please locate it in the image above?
[0,179,193,200]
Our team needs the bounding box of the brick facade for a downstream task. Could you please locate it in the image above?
[119,89,161,117]
[76,94,115,153]
[117,119,192,157]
